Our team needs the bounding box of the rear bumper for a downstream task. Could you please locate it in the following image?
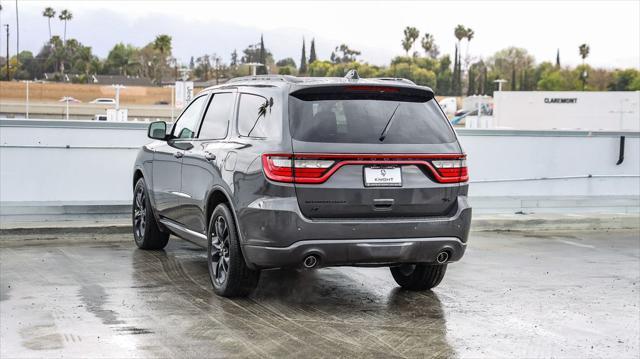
[244,237,466,269]
[237,195,472,269]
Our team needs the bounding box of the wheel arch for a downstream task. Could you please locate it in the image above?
[133,168,144,188]
[205,186,255,269]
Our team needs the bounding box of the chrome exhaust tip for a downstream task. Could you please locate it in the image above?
[303,255,319,269]
[436,251,449,264]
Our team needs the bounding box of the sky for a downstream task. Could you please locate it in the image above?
[0,0,638,69]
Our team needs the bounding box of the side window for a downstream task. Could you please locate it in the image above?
[199,93,235,139]
[237,94,277,138]
[172,95,207,139]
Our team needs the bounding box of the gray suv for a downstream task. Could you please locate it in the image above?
[132,72,471,297]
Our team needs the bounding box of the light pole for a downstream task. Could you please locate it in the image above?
[23,80,29,118]
[4,24,9,81]
[62,97,71,120]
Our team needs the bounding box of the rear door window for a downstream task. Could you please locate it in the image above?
[289,87,455,144]
[199,93,235,139]
[237,93,278,138]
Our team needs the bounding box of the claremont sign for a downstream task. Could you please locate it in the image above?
[544,97,578,104]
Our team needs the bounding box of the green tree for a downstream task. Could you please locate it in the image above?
[299,38,307,74]
[105,43,139,75]
[436,55,453,95]
[153,34,172,57]
[58,9,72,43]
[195,54,210,80]
[420,33,438,58]
[330,44,361,64]
[309,38,317,63]
[608,69,640,91]
[276,58,296,68]
[42,7,55,41]
[308,60,333,77]
[257,35,267,75]
[402,26,420,56]
[487,47,535,91]
[230,49,238,67]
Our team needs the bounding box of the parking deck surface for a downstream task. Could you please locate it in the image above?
[1,230,638,358]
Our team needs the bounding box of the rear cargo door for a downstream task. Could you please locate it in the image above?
[286,85,465,219]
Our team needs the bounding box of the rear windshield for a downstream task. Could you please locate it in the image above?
[288,87,455,144]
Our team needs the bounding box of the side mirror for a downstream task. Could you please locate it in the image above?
[148,121,167,140]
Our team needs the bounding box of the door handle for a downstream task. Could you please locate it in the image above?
[204,151,216,161]
[174,152,184,159]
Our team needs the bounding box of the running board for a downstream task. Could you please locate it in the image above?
[159,218,207,248]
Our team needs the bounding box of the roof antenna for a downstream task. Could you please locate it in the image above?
[344,69,360,80]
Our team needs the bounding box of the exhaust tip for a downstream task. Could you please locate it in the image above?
[303,255,319,269]
[436,251,449,264]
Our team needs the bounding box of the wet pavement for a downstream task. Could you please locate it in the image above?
[1,230,638,358]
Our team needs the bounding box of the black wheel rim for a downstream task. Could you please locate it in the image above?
[209,215,230,286]
[133,186,146,240]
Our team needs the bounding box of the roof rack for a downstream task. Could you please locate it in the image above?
[226,75,301,84]
[372,77,416,85]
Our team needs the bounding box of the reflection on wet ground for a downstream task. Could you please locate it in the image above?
[1,230,638,358]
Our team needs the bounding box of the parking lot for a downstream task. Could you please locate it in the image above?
[1,230,638,358]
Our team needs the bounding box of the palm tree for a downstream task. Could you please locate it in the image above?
[579,43,590,90]
[453,25,467,95]
[420,33,435,58]
[58,9,72,43]
[153,34,172,57]
[402,26,420,56]
[42,7,55,41]
[454,24,467,49]
[579,43,590,65]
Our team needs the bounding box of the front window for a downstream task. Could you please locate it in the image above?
[172,95,207,139]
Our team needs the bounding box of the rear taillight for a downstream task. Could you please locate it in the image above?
[262,153,468,184]
[262,154,335,183]
[430,159,468,183]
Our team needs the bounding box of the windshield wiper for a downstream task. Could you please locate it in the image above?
[378,103,401,142]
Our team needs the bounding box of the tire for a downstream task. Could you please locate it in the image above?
[390,263,447,291]
[132,178,169,250]
[207,203,260,297]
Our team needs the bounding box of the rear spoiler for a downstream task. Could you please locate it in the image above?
[290,85,434,103]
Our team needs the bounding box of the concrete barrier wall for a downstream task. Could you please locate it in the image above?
[1,119,638,213]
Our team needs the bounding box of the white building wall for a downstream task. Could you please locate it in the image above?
[0,119,638,208]
[493,91,640,131]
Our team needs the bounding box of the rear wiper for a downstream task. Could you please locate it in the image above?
[378,103,401,142]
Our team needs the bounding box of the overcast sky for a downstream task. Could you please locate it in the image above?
[0,0,638,69]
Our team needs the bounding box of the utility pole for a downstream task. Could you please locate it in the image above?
[15,0,19,63]
[4,24,9,81]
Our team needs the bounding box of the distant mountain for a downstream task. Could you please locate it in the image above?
[15,8,394,66]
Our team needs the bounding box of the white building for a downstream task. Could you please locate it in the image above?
[493,91,640,131]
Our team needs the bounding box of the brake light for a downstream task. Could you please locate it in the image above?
[431,159,468,183]
[262,153,468,184]
[262,154,335,183]
[344,86,400,93]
